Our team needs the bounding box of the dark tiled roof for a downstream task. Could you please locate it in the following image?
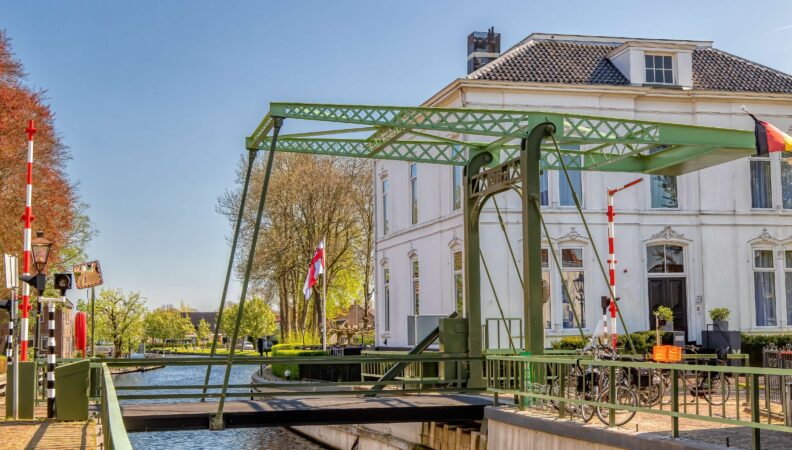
[468,39,792,94]
[692,48,792,94]
[187,312,217,331]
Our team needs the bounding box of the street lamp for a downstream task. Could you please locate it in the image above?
[31,230,53,274]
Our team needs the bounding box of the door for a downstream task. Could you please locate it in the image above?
[648,277,688,341]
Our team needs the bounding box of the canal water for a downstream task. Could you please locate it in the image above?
[114,358,327,450]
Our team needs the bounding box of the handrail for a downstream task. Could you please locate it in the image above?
[100,363,133,450]
[485,353,792,447]
[98,354,482,366]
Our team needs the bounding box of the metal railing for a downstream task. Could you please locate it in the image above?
[100,363,133,450]
[100,355,483,401]
[764,344,792,405]
[486,353,792,449]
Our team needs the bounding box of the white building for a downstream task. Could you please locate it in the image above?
[373,33,792,349]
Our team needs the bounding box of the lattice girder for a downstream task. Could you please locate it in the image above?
[247,103,756,175]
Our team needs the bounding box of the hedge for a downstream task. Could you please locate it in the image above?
[270,347,329,380]
[741,334,792,367]
[551,331,673,355]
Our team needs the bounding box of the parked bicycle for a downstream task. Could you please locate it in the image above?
[660,345,731,406]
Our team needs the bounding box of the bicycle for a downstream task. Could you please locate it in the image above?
[660,345,731,406]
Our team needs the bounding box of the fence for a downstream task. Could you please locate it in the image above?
[486,353,792,449]
[100,363,133,450]
[764,344,792,406]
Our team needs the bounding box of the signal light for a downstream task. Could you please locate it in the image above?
[21,274,46,292]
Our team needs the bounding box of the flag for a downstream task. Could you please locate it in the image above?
[303,239,325,300]
[748,113,792,155]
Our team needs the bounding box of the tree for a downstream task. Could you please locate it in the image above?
[144,306,195,345]
[218,154,374,340]
[196,318,211,348]
[94,289,146,358]
[219,297,276,347]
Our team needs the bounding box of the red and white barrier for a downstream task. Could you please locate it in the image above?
[20,120,35,361]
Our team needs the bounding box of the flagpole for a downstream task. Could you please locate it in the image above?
[322,236,327,351]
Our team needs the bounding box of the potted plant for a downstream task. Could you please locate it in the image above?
[654,306,674,343]
[709,307,731,331]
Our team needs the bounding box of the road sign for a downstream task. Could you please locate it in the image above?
[4,254,18,289]
[73,261,103,289]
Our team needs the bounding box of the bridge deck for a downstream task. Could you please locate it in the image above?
[122,394,491,431]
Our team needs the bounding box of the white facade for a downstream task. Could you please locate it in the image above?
[374,35,792,349]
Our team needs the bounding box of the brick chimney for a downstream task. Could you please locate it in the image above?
[467,27,501,74]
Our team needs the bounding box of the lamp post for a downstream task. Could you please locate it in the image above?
[30,231,52,362]
[572,273,585,324]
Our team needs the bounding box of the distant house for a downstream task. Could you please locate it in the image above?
[186,312,218,332]
[334,304,375,329]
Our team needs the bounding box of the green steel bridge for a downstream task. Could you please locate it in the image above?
[85,103,792,450]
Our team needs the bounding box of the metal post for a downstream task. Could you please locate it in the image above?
[20,120,36,362]
[34,300,41,361]
[212,117,282,430]
[46,300,55,418]
[201,149,257,401]
[463,152,494,388]
[752,373,761,450]
[521,124,555,358]
[90,287,95,358]
[672,368,679,438]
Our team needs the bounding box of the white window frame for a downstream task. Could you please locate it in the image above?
[752,247,778,327]
[452,165,464,211]
[645,244,687,276]
[381,178,390,235]
[750,156,773,210]
[644,53,675,85]
[409,163,418,225]
[452,250,464,317]
[382,265,391,332]
[784,248,792,327]
[559,246,586,330]
[557,152,584,208]
[649,175,680,210]
[541,248,551,330]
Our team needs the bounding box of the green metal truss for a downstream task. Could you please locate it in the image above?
[247,102,755,175]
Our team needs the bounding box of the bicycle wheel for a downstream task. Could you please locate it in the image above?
[704,375,731,406]
[596,385,638,426]
[551,374,582,415]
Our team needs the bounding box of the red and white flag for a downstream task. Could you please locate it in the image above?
[303,239,325,300]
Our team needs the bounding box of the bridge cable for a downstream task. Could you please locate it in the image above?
[479,251,518,355]
[530,196,586,342]
[548,133,637,354]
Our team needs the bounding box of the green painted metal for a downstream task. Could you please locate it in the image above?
[486,354,792,439]
[202,149,257,402]
[54,360,90,421]
[522,126,552,360]
[214,119,281,429]
[248,103,754,175]
[100,364,133,450]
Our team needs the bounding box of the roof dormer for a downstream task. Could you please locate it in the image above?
[607,40,702,89]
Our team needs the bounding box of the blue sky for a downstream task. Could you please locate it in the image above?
[1,1,791,310]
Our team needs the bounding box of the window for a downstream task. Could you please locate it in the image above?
[753,249,777,326]
[561,248,585,329]
[786,251,792,326]
[453,251,464,316]
[453,166,463,210]
[410,163,418,224]
[411,257,420,315]
[541,248,551,329]
[782,155,792,209]
[646,244,685,273]
[383,267,391,332]
[751,158,772,209]
[382,179,390,234]
[540,170,549,206]
[650,175,678,208]
[559,154,583,207]
[645,54,674,84]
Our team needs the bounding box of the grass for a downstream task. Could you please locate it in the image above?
[149,346,261,357]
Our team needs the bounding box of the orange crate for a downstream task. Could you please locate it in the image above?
[652,345,682,363]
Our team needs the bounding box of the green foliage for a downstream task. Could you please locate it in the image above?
[144,307,194,344]
[219,297,277,345]
[196,319,211,347]
[270,347,330,380]
[654,306,674,322]
[0,355,6,375]
[551,331,672,355]
[281,329,322,347]
[741,333,792,366]
[94,288,146,358]
[709,307,731,322]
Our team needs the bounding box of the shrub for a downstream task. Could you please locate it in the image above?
[551,331,672,355]
[0,355,6,375]
[270,347,329,380]
[709,307,731,322]
[741,333,792,367]
[654,306,674,322]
